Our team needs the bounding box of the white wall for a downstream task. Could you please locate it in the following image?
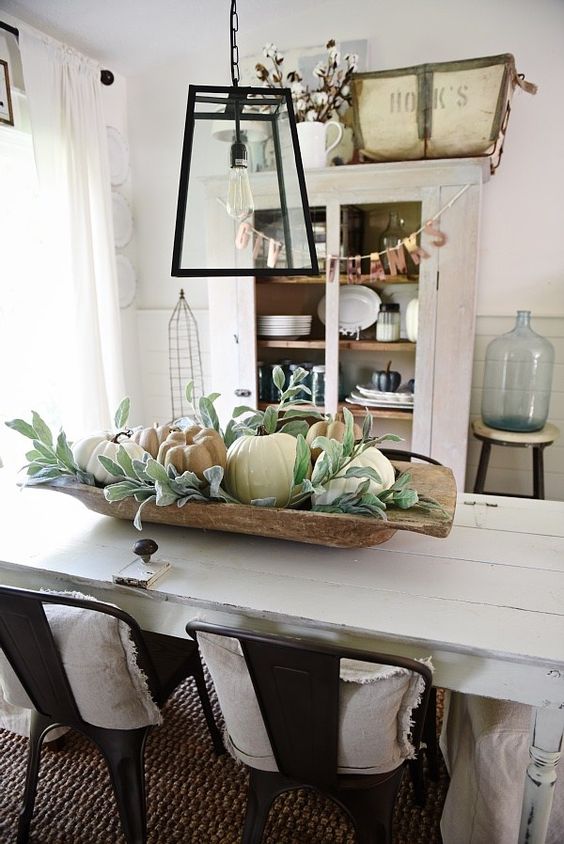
[98,73,145,425]
[128,0,564,494]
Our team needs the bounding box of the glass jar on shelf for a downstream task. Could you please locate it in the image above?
[379,210,407,275]
[481,310,554,432]
[311,365,326,406]
[376,303,401,342]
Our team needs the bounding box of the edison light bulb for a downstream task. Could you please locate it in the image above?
[226,141,254,221]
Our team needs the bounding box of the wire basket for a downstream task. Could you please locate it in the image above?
[168,289,204,420]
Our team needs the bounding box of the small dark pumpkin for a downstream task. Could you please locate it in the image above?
[372,361,401,392]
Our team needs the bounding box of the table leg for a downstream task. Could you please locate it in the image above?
[518,707,564,844]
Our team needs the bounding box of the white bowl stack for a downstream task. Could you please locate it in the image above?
[257,315,312,339]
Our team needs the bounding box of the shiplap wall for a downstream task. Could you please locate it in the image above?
[137,310,563,501]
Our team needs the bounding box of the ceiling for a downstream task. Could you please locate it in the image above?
[0,0,323,76]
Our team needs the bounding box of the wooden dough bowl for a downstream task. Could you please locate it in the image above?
[39,462,456,549]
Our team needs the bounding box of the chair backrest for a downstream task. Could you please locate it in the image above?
[187,621,432,791]
[0,585,159,728]
[380,449,442,465]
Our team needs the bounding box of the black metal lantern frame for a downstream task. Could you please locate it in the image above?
[171,2,319,278]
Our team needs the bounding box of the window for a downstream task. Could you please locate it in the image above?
[0,128,69,469]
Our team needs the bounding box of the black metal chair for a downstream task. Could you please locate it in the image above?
[379,449,442,466]
[0,586,224,844]
[380,448,442,802]
[187,621,433,844]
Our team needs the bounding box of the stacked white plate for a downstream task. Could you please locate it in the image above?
[346,384,414,410]
[257,315,312,339]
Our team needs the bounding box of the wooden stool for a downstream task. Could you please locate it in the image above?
[472,419,560,499]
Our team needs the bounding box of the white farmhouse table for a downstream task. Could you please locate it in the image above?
[0,478,563,844]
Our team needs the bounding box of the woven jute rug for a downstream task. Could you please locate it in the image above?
[0,678,448,843]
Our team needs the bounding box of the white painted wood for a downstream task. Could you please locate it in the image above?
[411,187,440,456]
[324,200,341,415]
[205,158,487,478]
[430,182,482,485]
[519,707,564,844]
[3,475,564,844]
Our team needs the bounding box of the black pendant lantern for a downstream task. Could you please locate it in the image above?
[171,0,319,277]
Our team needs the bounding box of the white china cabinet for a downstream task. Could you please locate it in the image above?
[208,158,489,487]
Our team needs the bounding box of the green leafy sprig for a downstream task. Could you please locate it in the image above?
[230,365,325,443]
[288,406,446,519]
[102,445,238,530]
[5,411,96,486]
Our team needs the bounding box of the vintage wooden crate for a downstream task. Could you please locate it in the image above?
[351,54,536,170]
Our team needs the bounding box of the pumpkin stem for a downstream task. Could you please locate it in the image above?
[386,360,391,375]
[257,425,268,437]
[112,430,132,443]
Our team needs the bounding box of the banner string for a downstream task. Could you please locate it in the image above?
[224,182,471,264]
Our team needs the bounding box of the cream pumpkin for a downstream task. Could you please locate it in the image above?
[72,432,146,486]
[312,446,395,507]
[306,417,363,462]
[225,432,309,507]
[157,425,227,480]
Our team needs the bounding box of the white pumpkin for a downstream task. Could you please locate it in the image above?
[225,432,309,507]
[312,446,395,507]
[72,432,146,485]
[406,298,419,343]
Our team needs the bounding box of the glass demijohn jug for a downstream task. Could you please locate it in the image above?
[481,311,554,432]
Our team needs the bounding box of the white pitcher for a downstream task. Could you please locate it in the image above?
[296,120,344,169]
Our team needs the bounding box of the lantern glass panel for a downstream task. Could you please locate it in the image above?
[172,86,318,276]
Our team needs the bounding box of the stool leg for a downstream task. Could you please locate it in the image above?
[474,441,491,494]
[533,446,546,500]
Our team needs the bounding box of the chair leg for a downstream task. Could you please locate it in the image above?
[473,440,491,493]
[423,687,439,781]
[91,725,150,844]
[17,712,51,844]
[242,769,292,844]
[337,768,405,844]
[407,757,425,807]
[191,655,225,756]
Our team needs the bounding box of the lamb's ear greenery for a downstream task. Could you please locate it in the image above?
[114,397,130,430]
[4,414,96,486]
[5,369,443,527]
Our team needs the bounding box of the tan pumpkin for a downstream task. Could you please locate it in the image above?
[157,425,227,480]
[306,417,363,461]
[130,423,179,458]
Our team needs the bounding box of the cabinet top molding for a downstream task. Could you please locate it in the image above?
[203,157,491,196]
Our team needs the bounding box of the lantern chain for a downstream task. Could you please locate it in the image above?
[230,0,240,86]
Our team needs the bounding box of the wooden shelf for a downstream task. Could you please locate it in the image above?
[339,274,419,286]
[255,273,418,285]
[256,339,415,351]
[257,339,326,349]
[257,401,413,421]
[256,275,324,284]
[340,340,415,352]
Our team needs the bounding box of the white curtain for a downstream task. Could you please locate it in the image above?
[19,28,125,435]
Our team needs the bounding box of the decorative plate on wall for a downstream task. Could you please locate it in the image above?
[116,254,136,309]
[106,126,129,186]
[111,191,133,248]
